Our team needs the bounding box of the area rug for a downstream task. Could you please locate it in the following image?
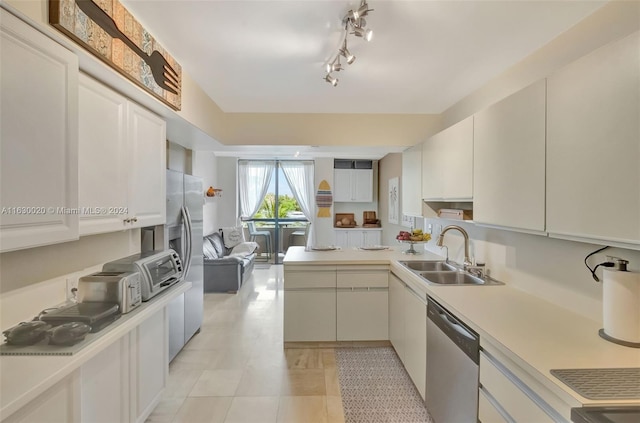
[335,347,433,423]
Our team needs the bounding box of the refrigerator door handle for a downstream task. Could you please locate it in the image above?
[181,206,193,277]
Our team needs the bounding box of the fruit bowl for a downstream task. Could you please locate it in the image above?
[397,239,428,255]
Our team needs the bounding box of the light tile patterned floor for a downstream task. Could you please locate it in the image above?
[145,266,345,423]
[335,348,433,423]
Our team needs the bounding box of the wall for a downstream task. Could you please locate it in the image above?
[192,151,219,236]
[215,157,239,229]
[378,153,409,245]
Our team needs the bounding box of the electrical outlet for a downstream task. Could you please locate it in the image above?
[66,276,79,301]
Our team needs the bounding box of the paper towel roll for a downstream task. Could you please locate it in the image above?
[602,268,640,345]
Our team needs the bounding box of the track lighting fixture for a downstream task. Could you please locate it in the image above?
[324,74,338,86]
[323,0,374,87]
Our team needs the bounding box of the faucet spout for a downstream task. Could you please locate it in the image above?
[438,225,472,266]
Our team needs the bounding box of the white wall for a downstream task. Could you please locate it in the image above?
[192,151,219,236]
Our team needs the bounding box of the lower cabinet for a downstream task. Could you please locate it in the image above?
[81,338,130,423]
[283,264,389,342]
[284,266,337,342]
[3,374,79,423]
[479,343,571,422]
[388,273,427,399]
[132,309,167,422]
[337,266,388,341]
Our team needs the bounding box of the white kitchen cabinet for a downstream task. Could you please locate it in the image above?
[78,74,166,235]
[0,10,79,252]
[333,169,373,202]
[402,144,423,216]
[422,116,474,201]
[336,266,388,341]
[480,341,572,422]
[2,374,79,423]
[334,229,382,248]
[81,337,129,423]
[473,79,546,233]
[131,309,167,422]
[546,32,640,249]
[388,272,427,400]
[284,266,337,342]
[388,274,405,359]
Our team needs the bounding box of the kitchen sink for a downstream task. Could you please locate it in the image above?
[400,261,457,272]
[419,271,486,285]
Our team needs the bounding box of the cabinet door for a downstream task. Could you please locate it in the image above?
[133,309,167,422]
[422,116,473,200]
[547,32,640,248]
[81,337,129,423]
[353,169,373,202]
[127,103,166,228]
[4,373,80,423]
[337,290,388,340]
[347,230,364,248]
[402,144,423,216]
[78,74,129,235]
[404,285,427,400]
[333,169,352,202]
[284,290,337,341]
[362,230,381,246]
[388,274,405,362]
[0,10,79,252]
[473,80,546,233]
[334,230,348,248]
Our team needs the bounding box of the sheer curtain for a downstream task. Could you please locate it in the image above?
[281,161,315,248]
[238,160,275,221]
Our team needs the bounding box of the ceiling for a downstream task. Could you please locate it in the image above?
[121,0,605,115]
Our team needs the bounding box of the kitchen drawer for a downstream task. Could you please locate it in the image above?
[337,267,388,288]
[480,352,556,423]
[285,266,336,289]
[479,386,512,423]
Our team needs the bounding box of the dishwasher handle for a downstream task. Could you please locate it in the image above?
[428,297,479,364]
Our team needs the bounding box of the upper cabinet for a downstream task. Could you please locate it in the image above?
[0,10,79,252]
[546,32,640,249]
[422,116,473,201]
[402,144,423,216]
[473,80,546,233]
[79,74,166,236]
[333,160,374,202]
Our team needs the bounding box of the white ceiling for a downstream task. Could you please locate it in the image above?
[121,0,605,115]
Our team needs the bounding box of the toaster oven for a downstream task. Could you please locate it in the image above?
[102,249,183,301]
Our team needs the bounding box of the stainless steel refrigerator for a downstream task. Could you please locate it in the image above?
[165,170,204,362]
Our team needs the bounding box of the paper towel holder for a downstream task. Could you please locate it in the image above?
[605,256,628,272]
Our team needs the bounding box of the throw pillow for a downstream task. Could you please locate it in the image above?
[203,237,218,259]
[230,242,259,257]
[222,226,245,248]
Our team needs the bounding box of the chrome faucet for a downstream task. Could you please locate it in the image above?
[436,225,472,267]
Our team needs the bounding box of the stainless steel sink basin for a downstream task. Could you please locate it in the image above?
[401,261,457,272]
[419,271,486,285]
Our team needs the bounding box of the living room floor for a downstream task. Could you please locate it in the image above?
[146,265,346,423]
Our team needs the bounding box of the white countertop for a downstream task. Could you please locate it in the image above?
[284,247,640,407]
[0,281,191,418]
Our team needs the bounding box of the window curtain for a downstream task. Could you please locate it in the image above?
[238,160,275,221]
[280,161,315,248]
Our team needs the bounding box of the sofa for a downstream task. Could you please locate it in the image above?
[203,232,256,293]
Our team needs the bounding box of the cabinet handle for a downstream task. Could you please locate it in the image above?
[131,217,138,223]
[123,218,131,224]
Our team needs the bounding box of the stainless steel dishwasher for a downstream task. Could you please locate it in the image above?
[426,297,480,422]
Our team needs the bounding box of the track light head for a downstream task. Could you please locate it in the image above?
[326,56,343,73]
[347,1,373,21]
[351,26,373,41]
[324,74,338,87]
[339,40,355,64]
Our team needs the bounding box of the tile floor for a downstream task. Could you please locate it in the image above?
[146,265,346,423]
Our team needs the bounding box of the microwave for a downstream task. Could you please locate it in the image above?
[102,249,183,301]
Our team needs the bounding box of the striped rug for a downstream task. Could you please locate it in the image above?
[335,347,433,423]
